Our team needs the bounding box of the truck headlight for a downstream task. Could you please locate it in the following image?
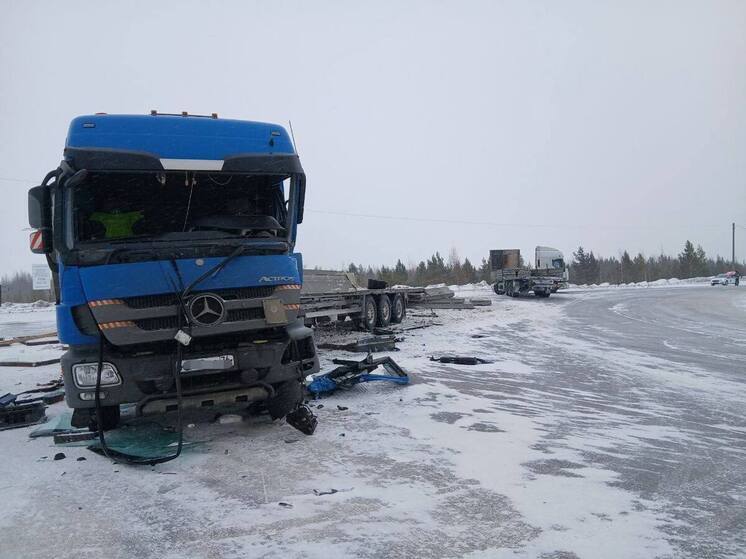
[72,362,122,388]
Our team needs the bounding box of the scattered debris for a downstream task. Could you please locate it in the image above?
[54,452,66,461]
[286,405,318,435]
[284,438,300,444]
[0,400,46,431]
[307,355,409,396]
[54,431,97,445]
[313,488,339,496]
[218,414,243,425]
[317,334,398,353]
[76,456,87,461]
[316,404,324,409]
[0,331,58,348]
[337,405,349,411]
[278,502,293,508]
[430,355,493,365]
[0,358,61,367]
[409,285,476,310]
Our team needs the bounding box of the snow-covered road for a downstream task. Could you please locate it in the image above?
[0,286,744,558]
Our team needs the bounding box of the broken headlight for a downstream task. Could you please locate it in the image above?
[72,362,122,388]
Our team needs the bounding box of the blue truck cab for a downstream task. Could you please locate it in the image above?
[28,112,319,429]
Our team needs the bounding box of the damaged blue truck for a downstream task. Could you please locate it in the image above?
[28,112,320,433]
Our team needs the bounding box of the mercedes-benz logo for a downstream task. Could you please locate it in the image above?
[188,294,226,326]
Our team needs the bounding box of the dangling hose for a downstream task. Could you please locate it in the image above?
[92,246,246,465]
[93,328,185,465]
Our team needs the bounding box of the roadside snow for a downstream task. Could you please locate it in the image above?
[0,285,742,558]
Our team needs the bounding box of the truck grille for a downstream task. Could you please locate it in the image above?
[134,307,265,331]
[123,286,275,309]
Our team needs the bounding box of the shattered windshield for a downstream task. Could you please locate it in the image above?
[70,172,290,244]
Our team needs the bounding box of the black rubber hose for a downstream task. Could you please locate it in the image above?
[93,328,184,466]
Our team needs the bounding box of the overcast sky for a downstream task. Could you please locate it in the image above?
[1,0,745,276]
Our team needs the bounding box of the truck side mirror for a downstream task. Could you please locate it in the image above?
[28,186,53,254]
[296,175,306,224]
[28,185,50,229]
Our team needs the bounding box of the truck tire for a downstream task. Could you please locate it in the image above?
[266,379,303,420]
[90,405,120,432]
[377,295,392,327]
[390,293,406,324]
[355,296,378,331]
[493,283,505,295]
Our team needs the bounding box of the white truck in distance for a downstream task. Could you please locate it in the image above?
[490,246,568,298]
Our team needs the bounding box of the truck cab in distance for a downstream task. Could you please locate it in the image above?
[490,246,568,298]
[28,113,319,430]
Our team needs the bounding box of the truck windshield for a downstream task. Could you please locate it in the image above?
[70,171,290,245]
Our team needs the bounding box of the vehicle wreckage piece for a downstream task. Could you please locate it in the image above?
[316,335,398,353]
[0,400,46,431]
[285,405,318,435]
[307,355,409,396]
[429,355,493,365]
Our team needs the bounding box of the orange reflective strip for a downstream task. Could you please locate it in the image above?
[276,284,302,290]
[99,320,135,330]
[284,304,301,310]
[89,299,124,307]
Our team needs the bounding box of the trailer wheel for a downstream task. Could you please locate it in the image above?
[493,283,505,295]
[355,296,378,331]
[390,293,406,323]
[377,295,392,327]
[266,380,303,420]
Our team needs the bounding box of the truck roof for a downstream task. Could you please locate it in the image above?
[66,113,296,162]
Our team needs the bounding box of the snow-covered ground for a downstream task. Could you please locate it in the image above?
[0,285,744,558]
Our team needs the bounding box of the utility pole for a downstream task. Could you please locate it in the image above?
[734,222,737,269]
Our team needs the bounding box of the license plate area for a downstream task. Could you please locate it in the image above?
[181,354,236,373]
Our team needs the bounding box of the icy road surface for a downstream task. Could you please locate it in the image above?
[0,286,744,559]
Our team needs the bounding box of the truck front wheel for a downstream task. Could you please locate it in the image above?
[266,380,303,420]
[81,405,120,432]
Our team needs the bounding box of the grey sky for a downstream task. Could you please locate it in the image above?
[1,0,744,276]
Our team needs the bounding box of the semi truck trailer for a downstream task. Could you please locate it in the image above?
[27,112,320,431]
[490,246,568,298]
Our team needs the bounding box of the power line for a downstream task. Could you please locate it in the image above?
[305,208,732,231]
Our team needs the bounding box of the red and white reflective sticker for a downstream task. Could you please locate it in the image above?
[29,230,44,252]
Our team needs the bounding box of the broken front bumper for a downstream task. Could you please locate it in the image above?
[61,319,319,414]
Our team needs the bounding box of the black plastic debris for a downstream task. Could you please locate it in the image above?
[313,488,339,496]
[278,502,293,508]
[76,456,87,461]
[54,452,66,461]
[286,405,318,435]
[429,355,493,365]
[337,405,349,411]
[307,355,409,396]
[0,400,46,431]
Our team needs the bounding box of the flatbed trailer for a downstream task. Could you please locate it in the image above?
[300,270,423,330]
[490,247,568,298]
[492,268,563,297]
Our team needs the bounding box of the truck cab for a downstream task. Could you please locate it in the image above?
[28,113,319,429]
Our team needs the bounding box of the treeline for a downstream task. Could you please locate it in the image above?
[570,241,739,285]
[348,249,491,287]
[0,271,54,303]
[348,240,741,288]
